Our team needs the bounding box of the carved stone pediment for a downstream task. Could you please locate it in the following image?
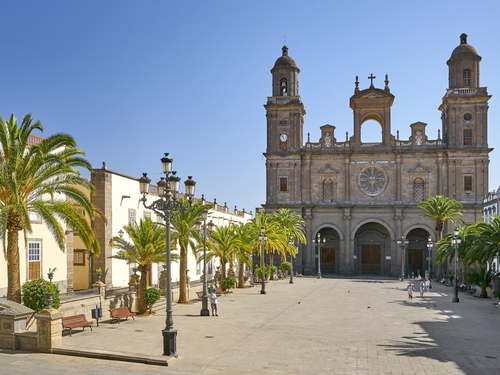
[318,165,338,175]
[407,165,431,174]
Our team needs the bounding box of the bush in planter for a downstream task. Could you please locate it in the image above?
[22,279,60,312]
[255,267,271,280]
[222,277,236,291]
[281,262,292,273]
[143,288,162,313]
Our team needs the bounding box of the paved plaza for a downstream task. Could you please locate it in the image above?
[1,277,500,374]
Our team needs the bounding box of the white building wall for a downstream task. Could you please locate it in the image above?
[106,170,253,289]
[0,214,69,296]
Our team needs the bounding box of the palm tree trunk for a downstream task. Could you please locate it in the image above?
[137,267,148,314]
[221,262,227,289]
[237,261,245,288]
[178,247,188,303]
[269,251,275,280]
[7,229,21,303]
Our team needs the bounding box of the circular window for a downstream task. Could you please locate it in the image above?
[463,113,472,121]
[359,165,387,196]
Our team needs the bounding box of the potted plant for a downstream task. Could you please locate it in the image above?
[47,267,57,282]
[22,279,60,312]
[95,268,103,281]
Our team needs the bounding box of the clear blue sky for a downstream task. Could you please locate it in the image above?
[2,1,500,213]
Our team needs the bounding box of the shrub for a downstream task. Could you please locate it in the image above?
[222,277,236,291]
[255,267,271,280]
[143,288,162,313]
[22,279,60,312]
[280,262,292,272]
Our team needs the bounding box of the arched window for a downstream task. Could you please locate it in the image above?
[361,120,382,143]
[463,69,471,87]
[280,78,288,96]
[413,178,424,202]
[323,179,334,202]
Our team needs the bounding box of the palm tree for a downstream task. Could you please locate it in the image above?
[418,195,464,278]
[418,195,464,241]
[0,114,100,303]
[110,218,167,314]
[206,224,239,289]
[233,222,254,288]
[464,264,499,298]
[248,213,282,280]
[271,208,307,263]
[466,216,500,265]
[170,202,207,303]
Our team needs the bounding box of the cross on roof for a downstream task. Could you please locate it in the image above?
[368,73,376,88]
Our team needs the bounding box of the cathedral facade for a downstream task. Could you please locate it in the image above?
[263,34,491,277]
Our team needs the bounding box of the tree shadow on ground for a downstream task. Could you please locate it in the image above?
[380,296,500,375]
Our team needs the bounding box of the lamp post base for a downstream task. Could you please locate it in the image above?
[162,327,178,357]
[317,272,322,279]
[200,308,210,316]
[452,286,460,303]
[200,295,210,316]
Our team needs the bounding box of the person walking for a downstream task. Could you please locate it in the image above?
[425,278,431,292]
[419,280,425,297]
[407,282,414,301]
[210,288,218,316]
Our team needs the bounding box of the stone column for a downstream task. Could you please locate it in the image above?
[35,308,63,352]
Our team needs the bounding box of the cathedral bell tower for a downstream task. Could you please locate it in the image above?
[439,33,491,148]
[265,46,305,152]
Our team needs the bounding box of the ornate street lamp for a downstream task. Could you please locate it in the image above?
[451,227,461,303]
[138,153,195,358]
[312,233,326,278]
[426,236,433,278]
[195,209,214,316]
[259,226,268,294]
[397,236,409,281]
[288,235,294,284]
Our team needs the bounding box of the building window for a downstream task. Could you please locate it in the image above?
[29,211,42,224]
[74,250,85,266]
[464,176,473,191]
[279,120,288,125]
[28,241,41,280]
[279,177,288,192]
[463,129,472,145]
[128,209,136,224]
[463,69,471,87]
[144,211,151,219]
[413,178,424,202]
[323,179,334,202]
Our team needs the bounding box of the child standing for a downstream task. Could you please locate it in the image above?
[210,288,218,316]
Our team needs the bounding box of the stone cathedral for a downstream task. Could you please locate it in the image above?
[263,34,491,277]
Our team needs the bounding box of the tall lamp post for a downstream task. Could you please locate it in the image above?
[259,226,267,294]
[451,227,461,303]
[195,210,214,316]
[426,236,433,278]
[397,236,409,281]
[138,153,196,358]
[313,233,326,279]
[288,235,294,284]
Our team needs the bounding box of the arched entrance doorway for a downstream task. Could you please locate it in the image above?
[354,223,391,276]
[405,228,432,279]
[315,227,340,275]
